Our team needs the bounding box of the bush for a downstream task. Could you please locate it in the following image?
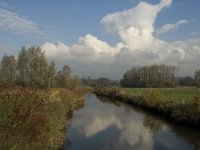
[171,96,200,124]
[145,90,164,108]
[157,100,177,115]
[95,87,124,97]
[0,90,50,149]
[0,88,84,150]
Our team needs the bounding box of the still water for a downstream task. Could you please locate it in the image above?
[64,94,200,150]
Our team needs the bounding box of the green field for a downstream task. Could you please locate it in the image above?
[124,87,200,102]
[95,86,200,127]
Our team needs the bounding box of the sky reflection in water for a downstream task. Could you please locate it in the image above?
[65,94,199,150]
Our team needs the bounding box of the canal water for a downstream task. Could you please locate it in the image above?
[64,94,200,150]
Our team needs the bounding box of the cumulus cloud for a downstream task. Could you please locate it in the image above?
[100,0,172,51]
[42,0,199,79]
[156,19,188,35]
[43,34,117,64]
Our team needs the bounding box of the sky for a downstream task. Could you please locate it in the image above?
[0,0,200,79]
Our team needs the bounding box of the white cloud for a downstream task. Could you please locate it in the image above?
[42,0,199,79]
[42,34,117,64]
[0,8,45,36]
[156,20,188,35]
[100,0,172,51]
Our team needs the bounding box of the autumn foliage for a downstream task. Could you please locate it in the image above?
[0,87,83,150]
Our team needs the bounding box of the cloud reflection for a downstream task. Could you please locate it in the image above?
[70,95,155,149]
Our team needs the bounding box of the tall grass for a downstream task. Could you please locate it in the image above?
[95,87,200,127]
[0,87,83,150]
[125,87,200,102]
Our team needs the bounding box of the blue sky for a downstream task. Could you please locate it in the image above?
[0,0,200,78]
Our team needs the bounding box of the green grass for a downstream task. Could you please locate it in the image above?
[124,87,200,102]
[95,86,200,127]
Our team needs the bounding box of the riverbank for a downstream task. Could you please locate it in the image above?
[94,87,200,128]
[0,87,84,150]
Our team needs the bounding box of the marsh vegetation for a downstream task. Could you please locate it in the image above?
[0,47,84,149]
[0,87,84,150]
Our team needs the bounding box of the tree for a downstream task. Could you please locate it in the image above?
[70,76,81,89]
[60,65,71,88]
[47,60,56,89]
[28,47,48,88]
[0,46,80,89]
[194,69,200,87]
[17,47,29,86]
[178,76,195,86]
[56,70,62,87]
[121,64,178,88]
[55,65,81,89]
[0,54,17,86]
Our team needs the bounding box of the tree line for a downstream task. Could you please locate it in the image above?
[195,69,200,87]
[82,77,119,87]
[0,46,81,89]
[121,64,200,88]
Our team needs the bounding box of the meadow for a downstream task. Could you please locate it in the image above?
[124,87,200,102]
[95,86,200,128]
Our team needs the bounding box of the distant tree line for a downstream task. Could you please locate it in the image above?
[0,46,81,89]
[195,69,200,87]
[121,64,178,87]
[82,77,119,87]
[178,76,196,87]
[121,64,200,88]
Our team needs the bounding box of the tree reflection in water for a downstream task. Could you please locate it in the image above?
[143,116,163,134]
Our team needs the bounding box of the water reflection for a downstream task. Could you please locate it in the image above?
[143,116,163,134]
[73,111,122,138]
[65,94,200,150]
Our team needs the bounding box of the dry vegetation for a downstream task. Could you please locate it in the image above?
[0,87,83,150]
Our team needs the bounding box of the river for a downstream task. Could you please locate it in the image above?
[64,94,200,150]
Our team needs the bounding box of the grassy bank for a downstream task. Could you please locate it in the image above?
[0,87,83,150]
[95,87,200,128]
[124,87,200,102]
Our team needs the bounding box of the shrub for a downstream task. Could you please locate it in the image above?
[0,90,50,149]
[0,88,84,150]
[95,87,124,98]
[171,96,200,125]
[157,100,177,115]
[145,90,164,108]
